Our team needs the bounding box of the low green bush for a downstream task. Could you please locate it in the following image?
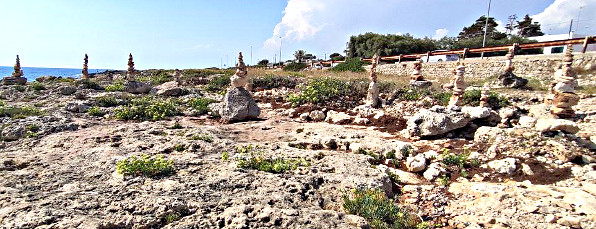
[232,145,309,173]
[116,154,175,177]
[287,77,352,105]
[30,82,46,91]
[250,75,298,89]
[87,106,106,117]
[462,89,510,109]
[114,98,180,121]
[331,58,366,72]
[13,85,26,92]
[105,81,124,92]
[187,97,216,115]
[283,62,307,72]
[0,104,42,119]
[75,79,103,90]
[189,134,213,143]
[205,75,231,92]
[343,189,420,229]
[138,70,173,85]
[95,96,126,107]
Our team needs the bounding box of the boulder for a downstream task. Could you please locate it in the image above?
[405,154,426,172]
[409,80,432,88]
[325,110,353,124]
[0,124,25,141]
[423,162,446,181]
[309,110,326,121]
[299,113,310,121]
[498,71,528,88]
[1,77,27,85]
[123,81,152,94]
[488,158,517,175]
[407,106,472,137]
[461,107,491,119]
[65,102,90,113]
[518,116,537,128]
[535,118,579,134]
[385,167,427,185]
[219,87,260,122]
[155,81,185,96]
[58,86,77,95]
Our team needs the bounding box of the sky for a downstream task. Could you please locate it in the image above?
[0,0,594,70]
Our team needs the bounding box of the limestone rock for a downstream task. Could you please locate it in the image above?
[535,118,579,134]
[309,110,326,121]
[123,81,152,94]
[155,81,185,96]
[59,86,77,95]
[405,154,426,172]
[461,106,491,119]
[386,167,427,185]
[488,158,517,175]
[2,77,27,85]
[498,71,528,88]
[518,116,537,128]
[219,87,260,122]
[423,162,446,181]
[407,106,471,137]
[65,102,90,113]
[0,124,25,141]
[325,110,353,124]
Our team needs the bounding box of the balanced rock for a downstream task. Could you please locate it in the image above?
[219,87,260,122]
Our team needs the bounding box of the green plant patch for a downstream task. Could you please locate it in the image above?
[232,145,309,173]
[75,79,103,90]
[205,75,231,93]
[95,95,128,107]
[105,81,124,92]
[116,154,175,177]
[283,62,307,72]
[187,97,216,115]
[189,134,213,142]
[343,189,420,229]
[287,77,353,105]
[30,82,46,91]
[87,106,106,117]
[462,89,510,109]
[250,75,298,90]
[0,105,42,119]
[331,58,366,72]
[114,97,180,121]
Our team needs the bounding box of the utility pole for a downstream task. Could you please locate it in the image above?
[569,19,574,38]
[250,45,253,66]
[279,36,283,65]
[481,0,492,59]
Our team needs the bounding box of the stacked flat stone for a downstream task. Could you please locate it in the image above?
[366,54,380,108]
[219,52,260,122]
[409,60,432,88]
[480,83,490,108]
[504,45,515,72]
[82,54,89,79]
[550,45,579,118]
[498,43,528,88]
[2,55,27,85]
[127,53,136,81]
[448,63,467,107]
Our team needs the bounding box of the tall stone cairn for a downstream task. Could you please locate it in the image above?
[231,52,248,88]
[448,62,467,107]
[127,53,136,81]
[504,44,516,72]
[410,61,423,81]
[82,54,89,79]
[480,83,490,108]
[366,54,380,107]
[550,44,579,118]
[219,52,260,122]
[12,55,23,77]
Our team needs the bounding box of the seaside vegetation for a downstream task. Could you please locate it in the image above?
[75,79,103,90]
[283,62,307,72]
[189,134,213,142]
[114,97,180,121]
[187,97,216,115]
[231,145,310,173]
[250,75,298,90]
[205,75,231,93]
[116,154,175,177]
[30,82,46,91]
[331,58,366,72]
[343,189,420,229]
[87,106,106,117]
[287,77,352,105]
[0,103,42,119]
[105,80,124,92]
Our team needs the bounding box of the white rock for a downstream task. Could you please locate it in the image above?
[309,110,326,121]
[299,113,310,121]
[325,110,353,124]
[461,106,491,119]
[488,158,517,175]
[518,116,537,128]
[405,155,426,172]
[521,163,534,176]
[535,118,579,134]
[423,150,439,160]
[386,167,427,185]
[423,162,445,181]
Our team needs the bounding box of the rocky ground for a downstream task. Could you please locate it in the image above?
[1,70,595,228]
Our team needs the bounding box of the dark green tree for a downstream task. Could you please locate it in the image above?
[346,33,438,58]
[257,59,269,66]
[458,15,506,40]
[516,14,544,37]
[294,50,306,62]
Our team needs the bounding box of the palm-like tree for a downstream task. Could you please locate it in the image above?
[294,50,306,63]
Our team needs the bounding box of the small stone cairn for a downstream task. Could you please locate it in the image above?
[2,55,27,85]
[497,44,528,88]
[219,52,260,122]
[366,54,381,108]
[127,53,136,81]
[82,54,89,80]
[409,60,431,88]
[480,83,490,108]
[550,45,579,118]
[447,62,467,108]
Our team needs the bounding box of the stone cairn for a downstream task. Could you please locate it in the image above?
[82,54,89,80]
[127,53,136,81]
[366,54,381,108]
[550,44,579,118]
[498,43,528,88]
[219,52,260,122]
[409,60,431,88]
[480,83,490,108]
[2,55,27,85]
[447,62,467,108]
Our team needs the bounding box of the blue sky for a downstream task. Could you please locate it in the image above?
[0,0,593,69]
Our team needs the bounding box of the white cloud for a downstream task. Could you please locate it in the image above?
[495,20,507,33]
[533,0,596,35]
[432,28,449,39]
[263,0,326,49]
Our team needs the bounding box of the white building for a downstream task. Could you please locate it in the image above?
[529,33,596,54]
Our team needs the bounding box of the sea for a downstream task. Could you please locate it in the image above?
[0,66,112,81]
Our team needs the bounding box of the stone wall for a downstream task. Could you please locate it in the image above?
[374,52,596,86]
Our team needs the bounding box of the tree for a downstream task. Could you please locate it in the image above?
[329,53,344,61]
[294,50,306,62]
[346,33,438,58]
[458,15,506,40]
[257,59,269,66]
[516,14,544,37]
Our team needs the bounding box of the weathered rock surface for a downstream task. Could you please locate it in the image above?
[407,106,471,137]
[535,118,580,134]
[123,81,152,94]
[219,87,260,122]
[154,81,186,96]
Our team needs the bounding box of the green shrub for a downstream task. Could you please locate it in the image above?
[105,81,124,92]
[187,97,216,115]
[189,134,213,143]
[331,58,366,72]
[13,85,26,92]
[462,89,510,109]
[391,88,451,105]
[343,189,419,229]
[287,77,351,105]
[138,70,173,85]
[0,105,42,119]
[114,98,180,121]
[206,75,231,92]
[95,96,126,107]
[181,69,234,78]
[116,154,175,177]
[232,145,309,173]
[30,82,46,91]
[87,106,106,117]
[75,79,103,90]
[250,75,298,89]
[283,62,307,72]
[25,124,41,138]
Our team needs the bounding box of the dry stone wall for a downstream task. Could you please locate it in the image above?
[375,52,596,85]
